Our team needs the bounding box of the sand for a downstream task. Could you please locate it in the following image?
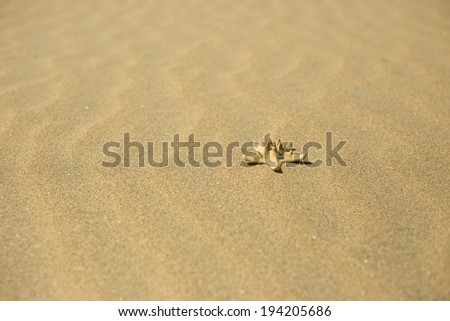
[0,0,449,300]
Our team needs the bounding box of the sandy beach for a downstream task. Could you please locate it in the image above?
[0,0,449,300]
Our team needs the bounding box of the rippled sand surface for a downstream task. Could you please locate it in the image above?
[1,0,449,300]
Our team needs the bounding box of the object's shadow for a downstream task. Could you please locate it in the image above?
[243,160,313,174]
[282,160,313,173]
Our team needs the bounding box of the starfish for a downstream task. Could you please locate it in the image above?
[242,138,306,172]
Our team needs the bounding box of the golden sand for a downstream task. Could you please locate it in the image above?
[0,0,449,300]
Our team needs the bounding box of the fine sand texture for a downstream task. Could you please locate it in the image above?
[1,0,449,300]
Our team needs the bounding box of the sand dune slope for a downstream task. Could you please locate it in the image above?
[0,0,449,300]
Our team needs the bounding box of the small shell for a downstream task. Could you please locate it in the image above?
[242,138,303,171]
